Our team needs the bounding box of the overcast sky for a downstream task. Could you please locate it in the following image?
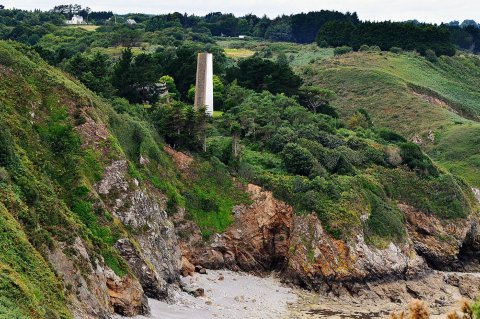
[2,0,478,24]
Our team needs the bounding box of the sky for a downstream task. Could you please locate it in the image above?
[2,0,478,24]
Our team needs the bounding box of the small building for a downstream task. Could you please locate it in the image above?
[238,35,247,39]
[66,15,85,25]
[126,19,137,25]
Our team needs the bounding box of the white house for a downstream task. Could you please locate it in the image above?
[238,35,247,39]
[126,19,137,25]
[66,15,85,25]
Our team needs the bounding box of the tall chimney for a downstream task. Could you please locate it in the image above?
[194,53,214,116]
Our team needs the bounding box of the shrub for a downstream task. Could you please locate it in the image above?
[425,49,438,62]
[334,46,353,56]
[377,128,407,143]
[281,143,315,175]
[318,40,329,48]
[0,166,9,182]
[369,45,381,52]
[359,44,370,51]
[390,46,402,54]
[472,299,480,319]
[399,142,438,176]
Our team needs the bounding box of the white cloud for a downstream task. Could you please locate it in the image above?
[2,0,479,23]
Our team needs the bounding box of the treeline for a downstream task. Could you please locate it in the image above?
[317,20,456,56]
[144,10,358,43]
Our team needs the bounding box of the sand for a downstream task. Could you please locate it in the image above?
[116,270,298,319]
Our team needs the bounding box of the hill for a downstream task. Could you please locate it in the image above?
[0,38,479,317]
[300,50,480,187]
[0,40,245,317]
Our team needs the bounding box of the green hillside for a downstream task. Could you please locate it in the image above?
[300,50,480,187]
[0,41,246,317]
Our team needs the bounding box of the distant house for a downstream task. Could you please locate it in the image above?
[238,35,247,39]
[66,15,85,25]
[126,19,137,25]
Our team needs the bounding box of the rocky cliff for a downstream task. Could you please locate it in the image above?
[173,147,479,293]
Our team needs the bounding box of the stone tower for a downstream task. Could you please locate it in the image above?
[194,53,213,116]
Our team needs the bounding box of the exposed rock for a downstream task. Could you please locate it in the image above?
[195,265,207,274]
[115,238,167,298]
[284,213,425,291]
[443,273,480,299]
[182,286,205,297]
[180,184,429,291]
[473,188,480,203]
[182,184,293,273]
[399,203,473,270]
[48,237,149,319]
[181,256,195,277]
[47,238,111,319]
[96,160,181,300]
[105,268,150,316]
[164,145,193,171]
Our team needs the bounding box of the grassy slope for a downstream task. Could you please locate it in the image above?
[301,51,480,187]
[0,40,248,316]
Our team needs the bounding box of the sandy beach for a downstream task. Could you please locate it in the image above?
[115,269,298,319]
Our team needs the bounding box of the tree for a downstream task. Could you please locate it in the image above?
[281,143,315,175]
[299,86,336,115]
[226,56,302,96]
[112,48,135,101]
[159,75,180,100]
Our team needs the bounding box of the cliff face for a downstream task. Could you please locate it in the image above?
[174,143,479,291]
[0,42,182,318]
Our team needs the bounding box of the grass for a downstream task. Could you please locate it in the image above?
[224,48,255,59]
[213,110,224,118]
[90,46,147,58]
[300,50,480,187]
[64,25,99,31]
[217,39,334,67]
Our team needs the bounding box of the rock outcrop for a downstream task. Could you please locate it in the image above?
[179,183,293,273]
[47,237,147,319]
[96,160,182,300]
[179,176,478,292]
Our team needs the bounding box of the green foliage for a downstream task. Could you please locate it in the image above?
[281,143,315,175]
[378,167,472,219]
[185,159,249,239]
[225,55,302,96]
[317,20,455,56]
[389,46,403,53]
[159,75,180,100]
[425,49,438,62]
[399,142,438,176]
[334,46,353,56]
[473,299,480,319]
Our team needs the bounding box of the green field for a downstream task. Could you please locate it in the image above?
[64,25,99,31]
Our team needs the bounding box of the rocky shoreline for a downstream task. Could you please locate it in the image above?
[115,269,480,319]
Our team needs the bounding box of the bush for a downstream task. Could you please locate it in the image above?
[425,49,438,62]
[369,45,381,52]
[359,44,370,51]
[0,166,9,182]
[281,143,315,175]
[318,40,329,48]
[334,46,353,56]
[389,46,402,53]
[399,142,438,176]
